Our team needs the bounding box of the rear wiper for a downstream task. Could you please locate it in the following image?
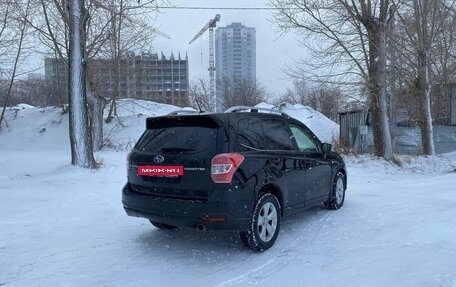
[161,147,195,153]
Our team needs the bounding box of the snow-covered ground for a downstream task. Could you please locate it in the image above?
[1,101,456,287]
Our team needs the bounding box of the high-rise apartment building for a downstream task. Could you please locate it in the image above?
[215,23,256,110]
[44,52,189,107]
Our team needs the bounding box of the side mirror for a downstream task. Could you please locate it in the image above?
[322,143,332,154]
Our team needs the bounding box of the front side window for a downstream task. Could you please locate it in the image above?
[290,125,319,153]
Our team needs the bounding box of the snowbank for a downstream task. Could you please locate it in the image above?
[255,102,339,143]
[14,103,35,109]
[0,106,69,151]
[113,98,182,118]
[1,99,339,151]
[0,99,186,151]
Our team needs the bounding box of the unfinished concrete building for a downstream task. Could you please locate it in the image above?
[44,52,189,107]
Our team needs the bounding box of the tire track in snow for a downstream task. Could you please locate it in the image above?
[212,210,333,287]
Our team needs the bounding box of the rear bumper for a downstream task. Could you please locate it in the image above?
[122,183,253,231]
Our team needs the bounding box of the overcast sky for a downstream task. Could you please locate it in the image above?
[151,0,306,96]
[23,0,307,97]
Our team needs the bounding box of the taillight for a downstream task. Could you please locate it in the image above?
[126,152,131,173]
[211,153,244,183]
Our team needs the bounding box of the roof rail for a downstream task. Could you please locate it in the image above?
[166,109,204,116]
[224,106,288,116]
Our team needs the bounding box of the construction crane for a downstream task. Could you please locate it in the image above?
[152,28,171,40]
[189,14,221,111]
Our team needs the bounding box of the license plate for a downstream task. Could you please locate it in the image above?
[137,165,184,176]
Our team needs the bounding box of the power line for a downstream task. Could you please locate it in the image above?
[154,6,278,10]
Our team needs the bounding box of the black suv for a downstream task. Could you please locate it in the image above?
[122,106,346,251]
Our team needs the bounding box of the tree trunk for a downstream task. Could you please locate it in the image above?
[69,0,96,168]
[88,89,105,151]
[368,24,393,160]
[417,50,435,155]
[388,26,398,150]
[106,1,122,123]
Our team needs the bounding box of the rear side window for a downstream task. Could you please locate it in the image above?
[236,117,294,151]
[136,117,218,154]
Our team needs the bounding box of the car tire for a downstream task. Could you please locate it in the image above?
[240,193,281,252]
[149,220,177,230]
[324,171,346,210]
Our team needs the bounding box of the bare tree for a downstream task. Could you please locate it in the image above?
[68,0,96,168]
[431,9,456,124]
[275,80,307,104]
[31,0,159,156]
[189,77,213,112]
[30,0,110,153]
[218,76,267,110]
[276,88,299,104]
[101,0,159,123]
[307,86,343,122]
[394,0,454,155]
[0,0,32,129]
[271,0,395,160]
[9,76,46,106]
[275,80,342,122]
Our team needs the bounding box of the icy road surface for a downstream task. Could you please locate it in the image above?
[1,149,456,287]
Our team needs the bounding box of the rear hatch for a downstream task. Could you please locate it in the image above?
[128,115,223,201]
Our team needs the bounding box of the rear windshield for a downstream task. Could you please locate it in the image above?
[135,117,219,154]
